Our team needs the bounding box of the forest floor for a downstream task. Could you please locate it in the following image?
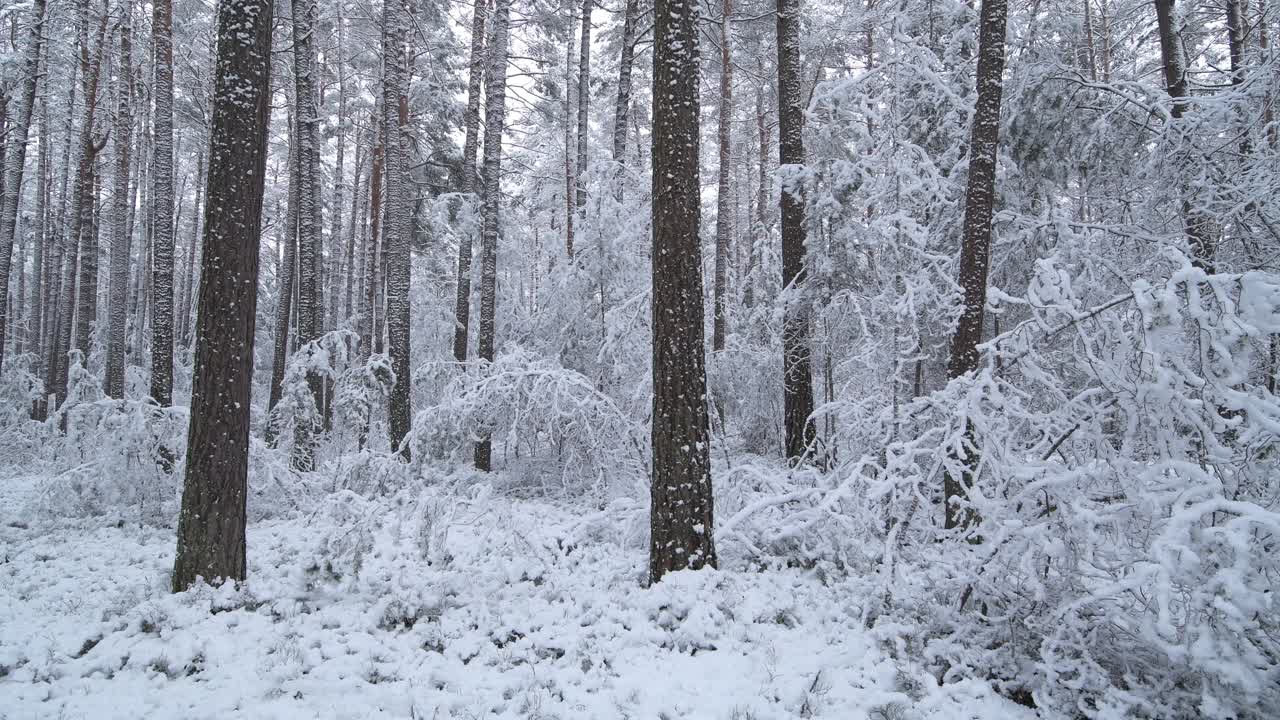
[0,472,1030,719]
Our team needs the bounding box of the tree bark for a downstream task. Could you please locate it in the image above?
[172,0,274,592]
[944,0,1008,531]
[361,123,383,358]
[777,0,814,461]
[105,17,134,398]
[613,0,639,162]
[266,129,298,443]
[649,0,717,583]
[1154,0,1214,270]
[473,0,512,472]
[576,0,590,212]
[564,10,576,260]
[151,0,175,406]
[287,0,325,467]
[0,0,48,373]
[327,3,348,332]
[53,0,108,410]
[452,0,487,363]
[713,0,732,353]
[382,0,413,457]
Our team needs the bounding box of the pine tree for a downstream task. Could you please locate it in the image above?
[0,0,47,374]
[150,0,175,407]
[944,0,1009,531]
[105,16,134,399]
[777,0,814,461]
[612,0,639,162]
[382,0,413,456]
[649,0,717,583]
[713,0,732,354]
[473,0,512,472]
[452,0,487,364]
[290,0,325,468]
[172,0,275,592]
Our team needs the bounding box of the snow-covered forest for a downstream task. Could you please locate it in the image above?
[1,0,1278,715]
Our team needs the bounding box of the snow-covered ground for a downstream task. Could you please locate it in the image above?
[0,473,1028,719]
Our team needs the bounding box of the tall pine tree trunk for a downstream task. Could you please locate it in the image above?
[943,0,1008,532]
[452,0,487,363]
[612,0,639,161]
[361,124,383,358]
[777,0,814,461]
[649,0,717,583]
[0,0,47,373]
[266,131,298,443]
[290,0,325,468]
[105,18,134,398]
[53,0,108,410]
[148,0,174,404]
[473,0,512,472]
[382,0,413,457]
[564,11,575,260]
[1155,0,1214,270]
[172,0,274,592]
[713,0,732,353]
[151,0,175,406]
[576,0,590,211]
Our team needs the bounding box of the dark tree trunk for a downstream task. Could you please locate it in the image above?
[1154,0,1214,270]
[713,0,732,353]
[172,0,274,592]
[649,0,717,583]
[105,18,134,398]
[576,0,590,211]
[452,0,487,363]
[777,0,814,461]
[52,0,108,410]
[361,125,383,358]
[151,0,175,406]
[382,0,413,457]
[266,131,298,444]
[473,0,511,472]
[291,0,324,468]
[564,11,575,260]
[612,0,639,161]
[0,0,47,373]
[943,0,1008,532]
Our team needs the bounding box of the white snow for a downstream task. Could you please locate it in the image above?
[0,473,1030,719]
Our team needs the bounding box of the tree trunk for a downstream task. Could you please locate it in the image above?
[576,0,590,212]
[328,3,348,332]
[29,94,50,379]
[777,0,814,461]
[105,17,134,398]
[54,0,108,409]
[649,0,717,583]
[452,0,487,363]
[172,0,274,593]
[473,0,512,472]
[713,0,732,353]
[612,0,639,161]
[0,0,47,373]
[343,142,364,324]
[151,0,175,406]
[382,0,413,457]
[361,123,383,358]
[943,0,1008,532]
[266,130,298,443]
[1154,0,1214,270]
[289,0,325,467]
[564,10,576,260]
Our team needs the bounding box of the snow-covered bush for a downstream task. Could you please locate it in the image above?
[410,348,647,499]
[719,255,1280,718]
